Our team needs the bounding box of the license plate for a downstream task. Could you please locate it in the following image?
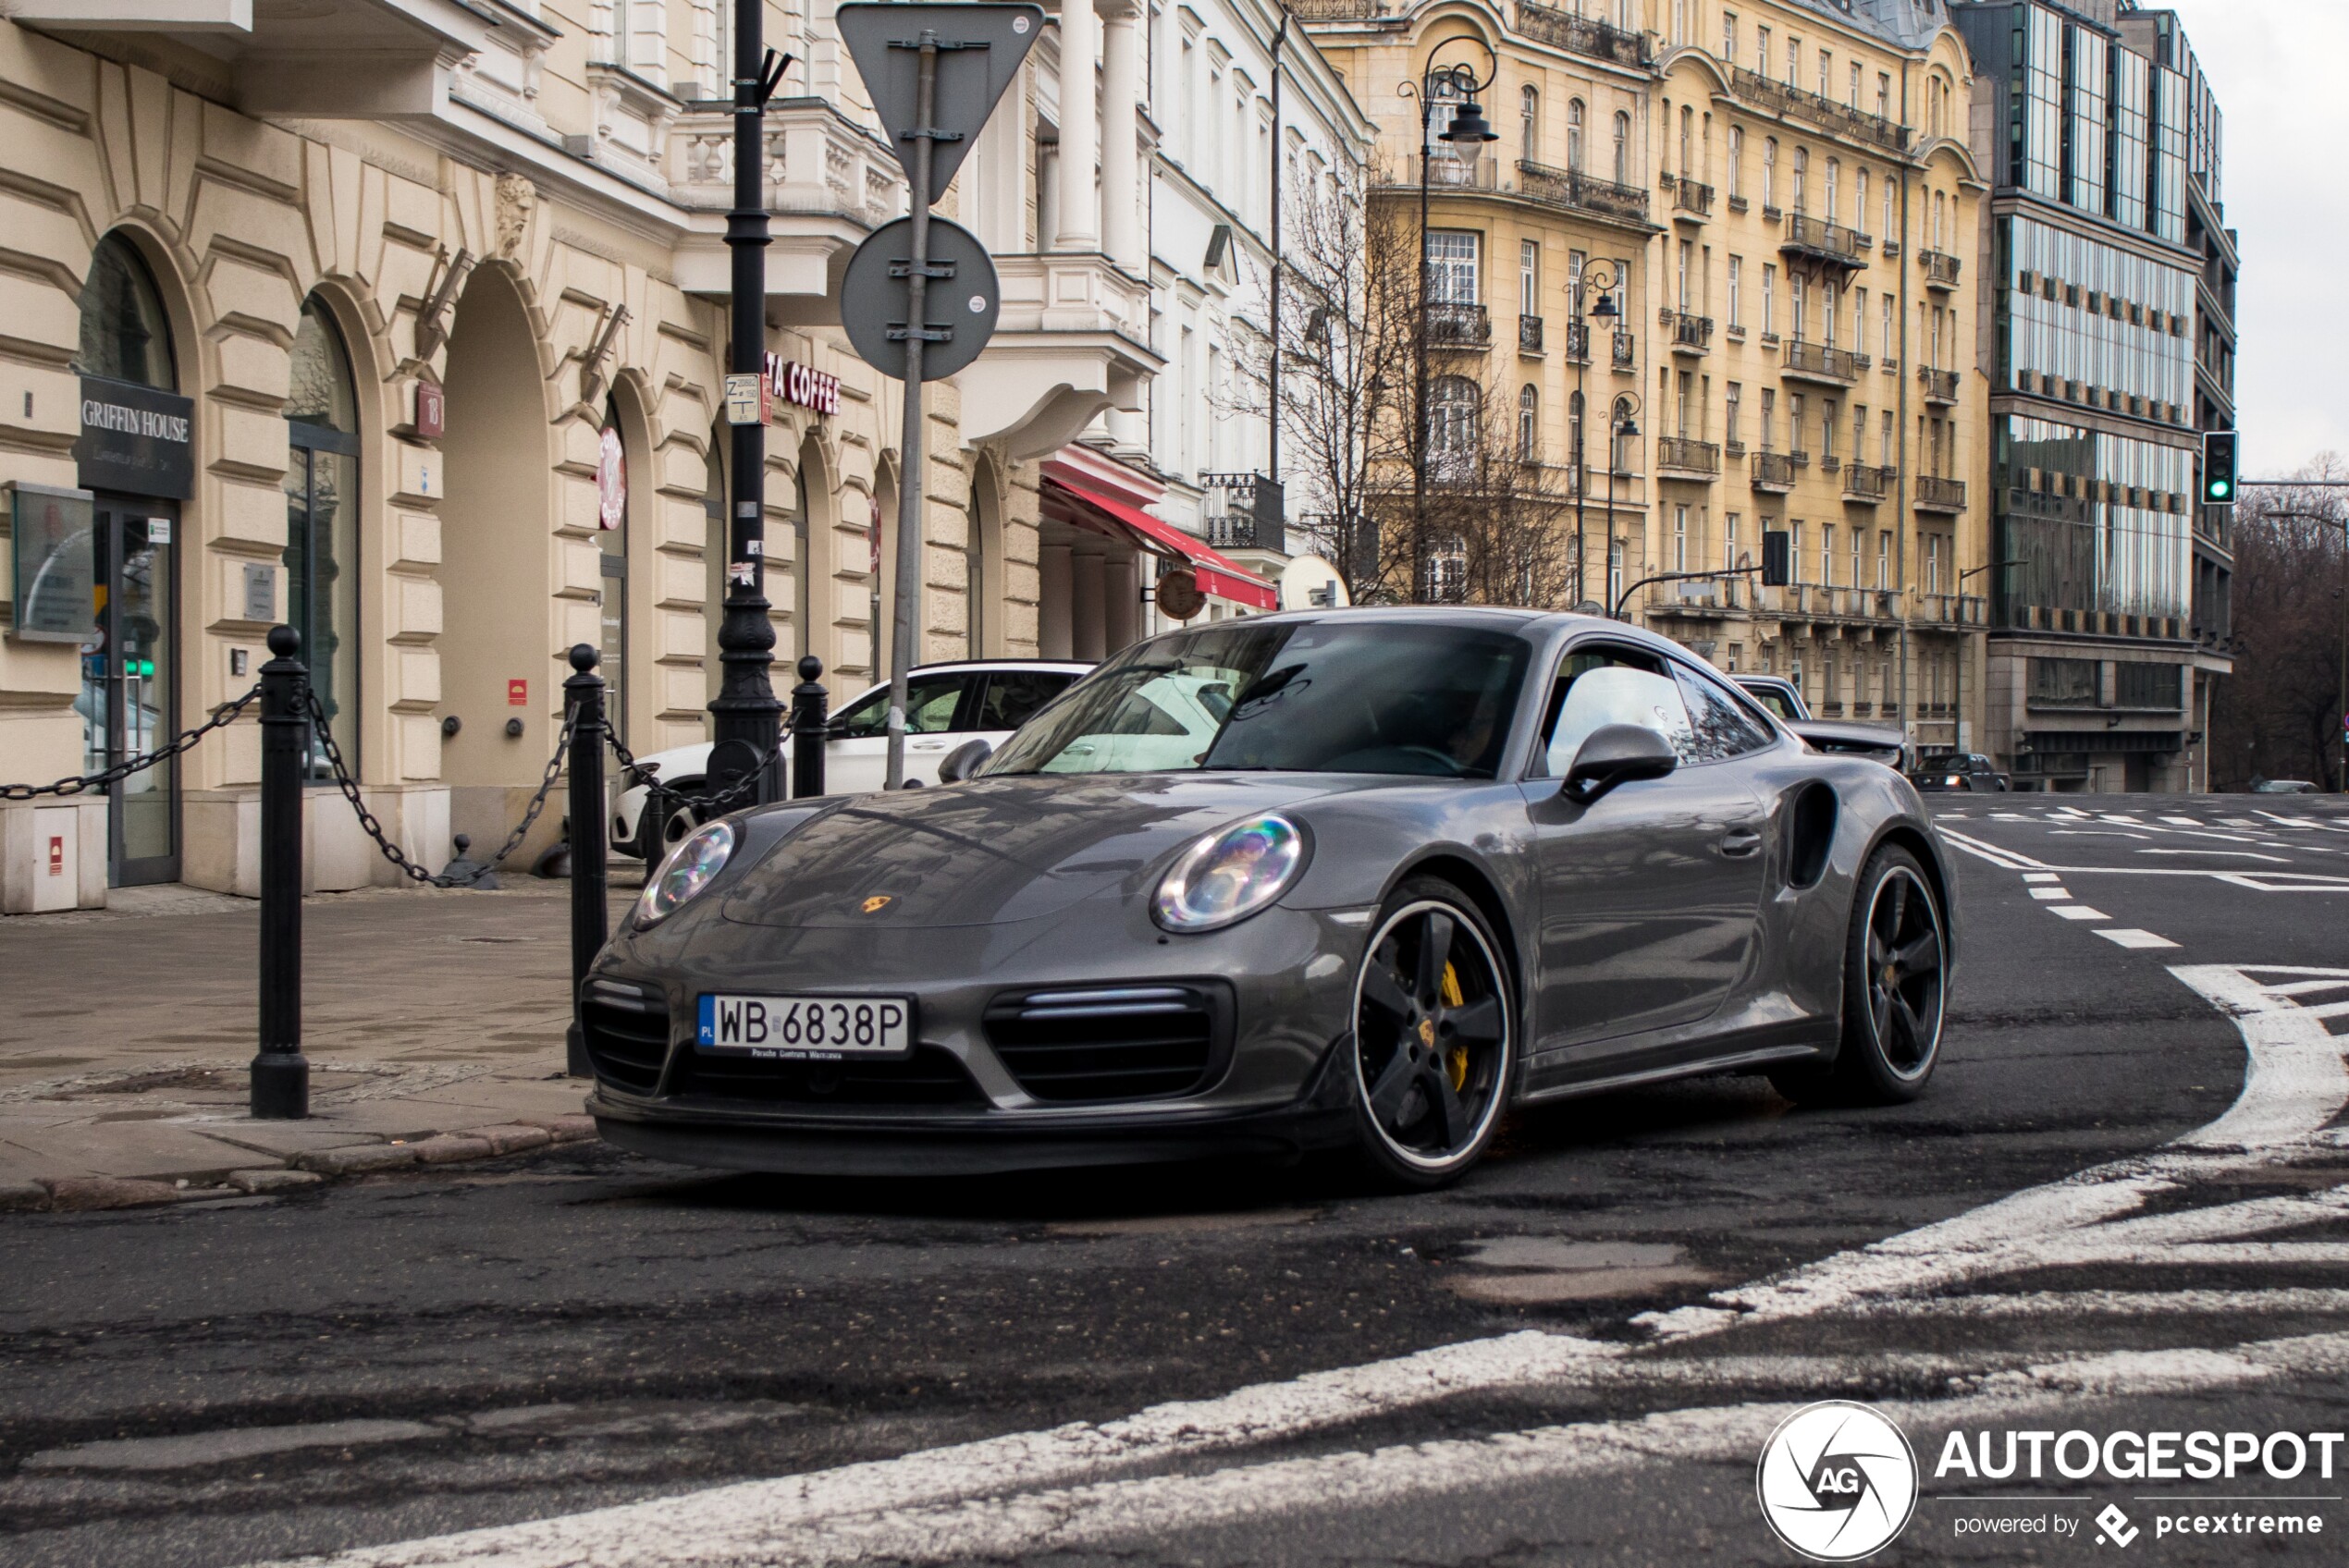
[695,994,914,1060]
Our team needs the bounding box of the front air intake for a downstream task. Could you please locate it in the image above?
[983,984,1229,1102]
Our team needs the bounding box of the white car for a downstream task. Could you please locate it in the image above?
[612,660,1091,860]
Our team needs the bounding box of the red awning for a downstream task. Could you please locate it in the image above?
[1049,480,1279,611]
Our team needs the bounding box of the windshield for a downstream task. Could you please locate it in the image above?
[985,619,1531,778]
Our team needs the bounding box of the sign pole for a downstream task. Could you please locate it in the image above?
[885,33,942,792]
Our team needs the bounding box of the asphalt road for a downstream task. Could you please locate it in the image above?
[2,794,2345,1568]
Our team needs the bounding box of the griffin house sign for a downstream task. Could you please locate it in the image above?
[76,374,195,499]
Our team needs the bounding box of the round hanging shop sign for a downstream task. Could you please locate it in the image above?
[596,425,626,531]
[1155,567,1206,621]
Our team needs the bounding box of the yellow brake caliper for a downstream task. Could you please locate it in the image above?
[1440,962,1469,1091]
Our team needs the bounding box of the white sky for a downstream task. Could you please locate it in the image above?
[2152,0,2349,478]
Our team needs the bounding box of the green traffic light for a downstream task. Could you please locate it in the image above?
[2209,480,2232,500]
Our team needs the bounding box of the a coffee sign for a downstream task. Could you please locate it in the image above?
[76,375,194,499]
[762,353,841,418]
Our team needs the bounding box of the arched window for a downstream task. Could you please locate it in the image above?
[1428,375,1480,481]
[1826,157,1839,222]
[1568,99,1585,171]
[1518,385,1538,461]
[1792,146,1809,212]
[76,234,175,389]
[1520,84,1539,162]
[1611,111,1631,185]
[1763,138,1777,208]
[284,296,362,775]
[1568,388,1585,461]
[1728,125,1744,198]
[1855,168,1870,235]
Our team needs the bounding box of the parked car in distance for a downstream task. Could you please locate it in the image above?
[613,661,1092,861]
[1912,753,2012,792]
[1733,675,1911,772]
[2250,778,2319,795]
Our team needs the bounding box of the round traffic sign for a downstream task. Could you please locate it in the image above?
[840,217,1002,383]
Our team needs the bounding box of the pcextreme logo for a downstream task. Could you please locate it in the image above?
[1757,1401,1922,1562]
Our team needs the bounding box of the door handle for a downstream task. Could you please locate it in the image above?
[1719,829,1764,859]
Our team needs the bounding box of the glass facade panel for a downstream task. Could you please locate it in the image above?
[2152,66,2188,244]
[2066,29,2108,216]
[2022,6,2062,200]
[2001,217,2194,412]
[2110,45,2149,230]
[1995,413,2193,623]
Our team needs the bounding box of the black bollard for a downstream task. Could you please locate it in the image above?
[791,654,828,800]
[251,625,310,1119]
[563,644,609,1079]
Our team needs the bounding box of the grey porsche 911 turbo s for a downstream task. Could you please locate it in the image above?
[582,607,1955,1189]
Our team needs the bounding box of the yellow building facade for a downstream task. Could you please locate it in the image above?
[1309,0,1988,751]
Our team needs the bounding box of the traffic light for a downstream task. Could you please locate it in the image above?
[1761,530,1791,587]
[2202,431,2239,505]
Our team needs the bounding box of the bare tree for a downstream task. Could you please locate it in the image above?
[1415,377,1582,607]
[2213,452,2349,790]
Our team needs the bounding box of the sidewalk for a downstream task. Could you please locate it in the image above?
[0,871,644,1211]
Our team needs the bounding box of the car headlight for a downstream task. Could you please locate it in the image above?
[1152,814,1308,933]
[635,821,735,927]
[1944,775,1962,787]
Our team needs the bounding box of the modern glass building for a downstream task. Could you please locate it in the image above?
[1952,0,2227,791]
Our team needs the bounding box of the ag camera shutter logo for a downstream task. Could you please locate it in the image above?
[1756,1401,1920,1561]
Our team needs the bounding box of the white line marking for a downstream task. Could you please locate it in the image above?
[1839,1288,2349,1320]
[2160,816,2205,827]
[2023,871,2061,883]
[2141,849,2291,862]
[2029,887,2072,900]
[2051,906,2109,921]
[2097,928,2180,949]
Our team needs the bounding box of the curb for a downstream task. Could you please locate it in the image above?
[3,1116,599,1214]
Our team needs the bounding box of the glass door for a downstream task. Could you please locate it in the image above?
[83,500,179,886]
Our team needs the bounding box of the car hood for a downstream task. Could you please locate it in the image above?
[716,772,1363,929]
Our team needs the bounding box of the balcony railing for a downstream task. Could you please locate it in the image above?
[1843,462,1889,501]
[1726,65,1911,155]
[1750,450,1796,492]
[1287,0,1387,15]
[1912,592,1986,627]
[1426,301,1492,348]
[1782,339,1862,385]
[1515,160,1652,226]
[1666,310,1713,353]
[1519,314,1544,352]
[1669,175,1715,220]
[1915,475,1968,512]
[1655,435,1722,476]
[1563,319,1591,362]
[1920,250,1962,289]
[1199,472,1286,552]
[1919,366,1961,404]
[1612,328,1636,370]
[671,98,905,223]
[1781,213,1866,268]
[1512,1,1652,68]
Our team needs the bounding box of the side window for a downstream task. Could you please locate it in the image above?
[835,674,966,738]
[1673,664,1777,762]
[1540,647,1693,774]
[971,669,1077,732]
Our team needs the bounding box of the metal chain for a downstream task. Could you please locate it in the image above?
[306,687,573,888]
[606,728,781,838]
[1,684,263,802]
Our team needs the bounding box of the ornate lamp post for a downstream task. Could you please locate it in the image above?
[1398,41,1497,601]
[1567,258,1625,610]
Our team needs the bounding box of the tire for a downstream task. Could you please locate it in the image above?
[631,785,705,864]
[1347,877,1519,1190]
[1773,845,1948,1107]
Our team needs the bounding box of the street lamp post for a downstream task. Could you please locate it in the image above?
[1601,392,1641,618]
[1951,557,2023,764]
[1567,261,1624,610]
[1399,43,1497,601]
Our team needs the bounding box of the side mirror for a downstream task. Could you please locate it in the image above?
[1561,723,1679,804]
[938,738,993,783]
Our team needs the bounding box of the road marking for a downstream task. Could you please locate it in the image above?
[2023,870,2060,883]
[2141,849,2291,862]
[2160,816,2205,827]
[2097,928,2180,949]
[255,965,2349,1568]
[2051,906,2109,921]
[2029,887,2072,900]
[1842,1288,2349,1320]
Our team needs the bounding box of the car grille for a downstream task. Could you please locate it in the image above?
[580,985,671,1094]
[669,1045,985,1106]
[983,985,1226,1103]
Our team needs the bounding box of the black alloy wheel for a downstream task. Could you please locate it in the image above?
[1349,879,1516,1187]
[1774,845,1948,1106]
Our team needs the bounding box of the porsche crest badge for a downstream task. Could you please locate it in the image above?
[861,895,893,914]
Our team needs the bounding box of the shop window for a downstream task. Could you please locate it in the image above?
[284,296,362,778]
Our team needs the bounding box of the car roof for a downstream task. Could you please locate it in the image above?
[903,659,1091,673]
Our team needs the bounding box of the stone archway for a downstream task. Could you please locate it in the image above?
[436,265,556,849]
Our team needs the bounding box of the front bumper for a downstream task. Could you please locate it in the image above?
[582,897,1370,1175]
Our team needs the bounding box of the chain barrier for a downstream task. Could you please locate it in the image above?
[606,727,780,853]
[305,688,572,888]
[0,684,263,802]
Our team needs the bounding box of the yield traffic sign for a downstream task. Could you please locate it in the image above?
[836,3,1046,206]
